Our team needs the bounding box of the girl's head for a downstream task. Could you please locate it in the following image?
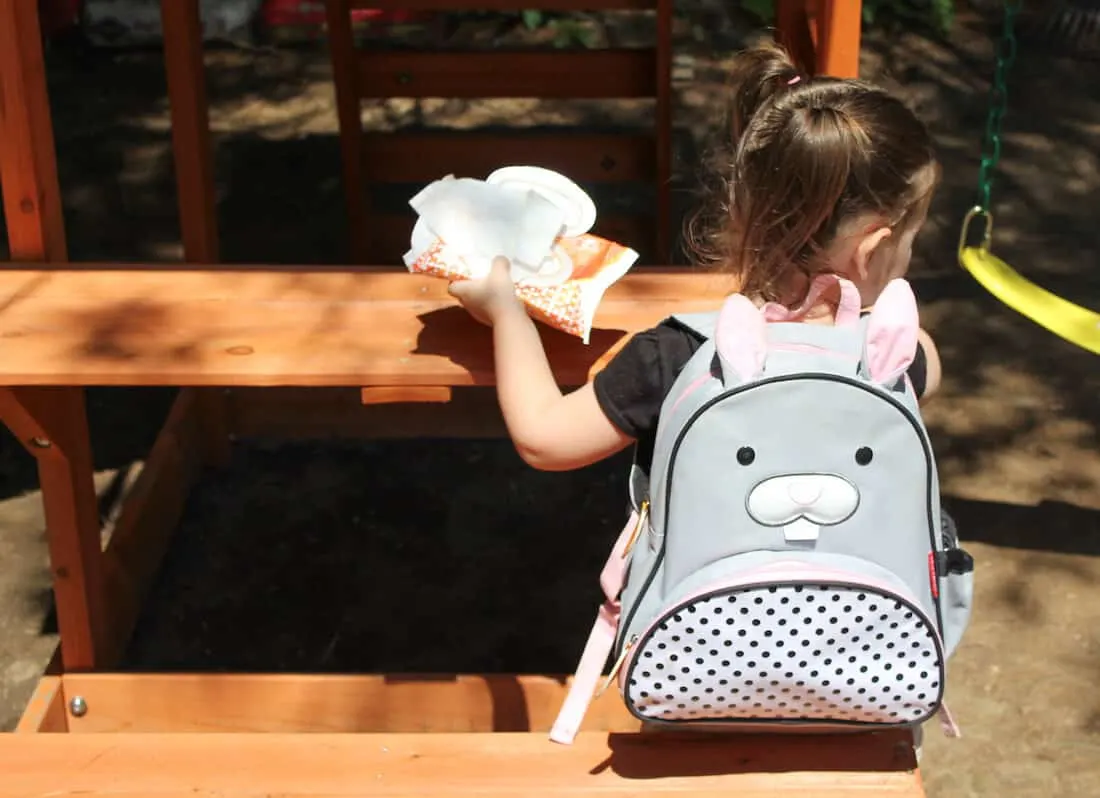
[688,44,939,308]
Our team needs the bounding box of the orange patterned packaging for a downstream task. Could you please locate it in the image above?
[409,232,638,344]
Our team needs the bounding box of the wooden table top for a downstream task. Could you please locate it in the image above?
[0,266,729,387]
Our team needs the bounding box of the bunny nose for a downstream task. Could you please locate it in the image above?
[788,480,822,507]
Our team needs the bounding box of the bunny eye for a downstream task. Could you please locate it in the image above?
[737,447,756,466]
[855,447,874,466]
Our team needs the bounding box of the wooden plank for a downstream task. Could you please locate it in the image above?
[159,0,219,263]
[14,676,68,733]
[325,0,371,264]
[99,390,203,666]
[358,50,658,99]
[0,731,924,796]
[0,388,106,670]
[353,0,655,8]
[227,387,510,439]
[362,132,656,184]
[0,268,727,387]
[361,386,453,404]
[817,0,862,78]
[59,673,639,733]
[369,212,656,266]
[0,0,68,261]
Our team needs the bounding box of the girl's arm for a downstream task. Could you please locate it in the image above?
[449,257,635,471]
[916,326,942,404]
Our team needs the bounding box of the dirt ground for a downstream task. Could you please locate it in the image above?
[1,3,1099,797]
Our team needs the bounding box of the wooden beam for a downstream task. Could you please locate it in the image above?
[160,0,219,263]
[0,730,924,796]
[0,0,68,261]
[14,676,68,733]
[325,0,371,264]
[99,389,204,665]
[360,386,453,404]
[774,0,818,77]
[59,673,639,733]
[817,0,862,78]
[160,0,230,466]
[362,131,656,184]
[358,50,659,99]
[0,388,105,670]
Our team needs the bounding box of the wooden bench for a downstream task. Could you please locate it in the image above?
[0,265,923,796]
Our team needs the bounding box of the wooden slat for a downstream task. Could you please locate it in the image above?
[774,0,817,77]
[14,676,68,733]
[0,0,68,261]
[363,132,656,184]
[0,268,727,387]
[358,50,658,99]
[0,388,106,670]
[369,212,656,266]
[228,387,510,439]
[99,389,204,666]
[0,731,923,796]
[59,673,638,733]
[353,0,655,8]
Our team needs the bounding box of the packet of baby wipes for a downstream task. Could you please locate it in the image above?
[403,166,639,344]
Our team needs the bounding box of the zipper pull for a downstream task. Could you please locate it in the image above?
[596,636,637,697]
[622,501,649,559]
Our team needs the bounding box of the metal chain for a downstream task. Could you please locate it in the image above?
[976,0,1023,212]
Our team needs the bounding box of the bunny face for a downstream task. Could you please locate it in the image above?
[661,374,934,589]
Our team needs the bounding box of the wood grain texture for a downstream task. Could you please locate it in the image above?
[0,267,730,387]
[59,673,639,733]
[0,730,924,796]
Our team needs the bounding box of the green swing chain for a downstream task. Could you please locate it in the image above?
[963,0,1022,251]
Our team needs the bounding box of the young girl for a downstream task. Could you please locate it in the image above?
[449,42,943,478]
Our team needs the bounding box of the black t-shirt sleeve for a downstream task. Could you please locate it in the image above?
[593,320,703,438]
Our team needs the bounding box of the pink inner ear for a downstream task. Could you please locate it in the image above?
[865,279,920,384]
[716,294,767,382]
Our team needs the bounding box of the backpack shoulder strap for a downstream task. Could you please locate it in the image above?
[670,311,720,340]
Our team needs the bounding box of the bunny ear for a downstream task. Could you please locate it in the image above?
[864,279,920,385]
[716,294,767,383]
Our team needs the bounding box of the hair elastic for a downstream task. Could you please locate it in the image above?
[787,75,802,86]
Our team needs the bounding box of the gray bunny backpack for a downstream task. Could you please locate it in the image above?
[551,274,974,744]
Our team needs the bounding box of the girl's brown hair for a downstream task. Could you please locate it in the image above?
[686,43,938,305]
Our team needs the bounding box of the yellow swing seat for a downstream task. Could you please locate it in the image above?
[958,208,1100,355]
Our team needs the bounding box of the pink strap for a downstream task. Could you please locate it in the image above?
[550,510,640,745]
[549,601,620,744]
[762,274,862,327]
[937,701,962,738]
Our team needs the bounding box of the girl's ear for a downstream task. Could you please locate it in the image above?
[716,294,767,383]
[864,278,919,385]
[851,224,892,281]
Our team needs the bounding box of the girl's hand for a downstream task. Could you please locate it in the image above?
[448,256,526,326]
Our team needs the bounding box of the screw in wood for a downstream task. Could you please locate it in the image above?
[69,696,88,717]
[29,437,51,448]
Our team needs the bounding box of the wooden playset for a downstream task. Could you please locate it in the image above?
[0,0,925,794]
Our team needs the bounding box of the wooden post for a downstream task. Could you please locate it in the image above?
[325,0,370,264]
[816,0,862,78]
[160,0,231,466]
[0,389,107,671]
[0,0,68,261]
[774,0,818,77]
